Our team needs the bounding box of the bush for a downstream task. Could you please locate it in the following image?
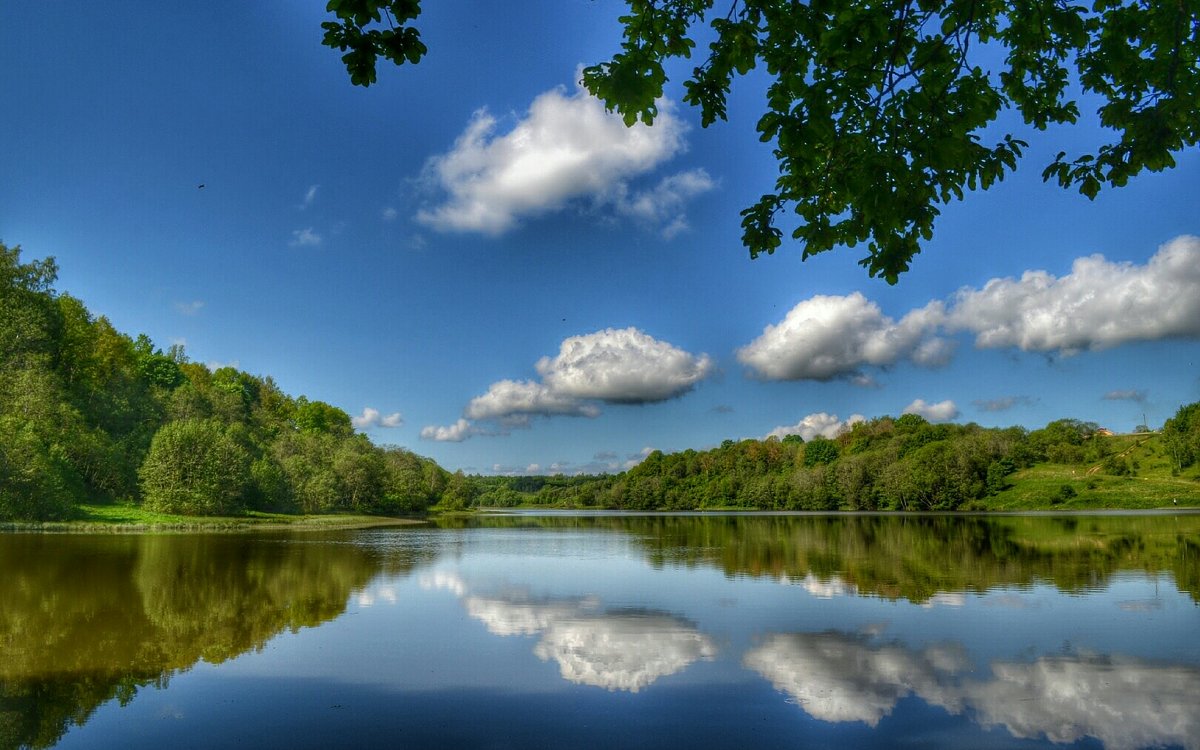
[139,419,250,515]
[1051,484,1076,504]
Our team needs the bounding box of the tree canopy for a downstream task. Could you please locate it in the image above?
[324,0,1200,282]
[0,242,452,521]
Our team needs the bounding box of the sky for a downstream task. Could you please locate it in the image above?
[2,2,1198,475]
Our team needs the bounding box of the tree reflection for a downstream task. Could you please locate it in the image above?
[459,513,1200,603]
[0,532,416,750]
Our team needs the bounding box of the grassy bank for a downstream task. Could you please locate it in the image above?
[0,503,427,533]
[985,433,1200,510]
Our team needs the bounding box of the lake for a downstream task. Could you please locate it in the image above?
[2,512,1198,749]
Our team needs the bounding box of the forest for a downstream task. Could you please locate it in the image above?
[0,243,464,521]
[473,406,1200,512]
[3,242,1199,521]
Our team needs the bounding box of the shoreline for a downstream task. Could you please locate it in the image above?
[0,515,428,534]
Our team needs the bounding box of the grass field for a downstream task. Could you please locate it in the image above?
[985,433,1200,510]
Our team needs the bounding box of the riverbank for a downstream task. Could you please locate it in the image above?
[0,503,427,533]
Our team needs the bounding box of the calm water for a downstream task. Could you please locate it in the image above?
[2,512,1199,750]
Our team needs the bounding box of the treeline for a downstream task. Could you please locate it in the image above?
[0,244,456,521]
[472,406,1200,511]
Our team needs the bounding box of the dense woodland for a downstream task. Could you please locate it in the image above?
[2,243,1199,521]
[0,244,459,521]
[475,406,1200,511]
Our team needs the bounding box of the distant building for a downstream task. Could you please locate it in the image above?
[1095,428,1114,436]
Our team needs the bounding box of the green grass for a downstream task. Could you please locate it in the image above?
[0,503,423,533]
[984,433,1200,510]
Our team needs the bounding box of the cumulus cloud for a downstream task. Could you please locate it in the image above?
[973,395,1037,412]
[1103,389,1147,403]
[289,227,322,247]
[947,235,1200,353]
[614,168,716,238]
[173,300,204,316]
[420,419,481,442]
[537,328,712,403]
[737,293,949,381]
[415,80,699,236]
[739,236,1200,381]
[765,412,865,441]
[902,399,960,422]
[422,328,710,442]
[301,184,319,208]
[466,379,600,421]
[352,407,403,430]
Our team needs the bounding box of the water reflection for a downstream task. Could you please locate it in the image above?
[424,572,717,692]
[469,512,1200,603]
[0,532,413,750]
[745,630,1200,749]
[1,514,1198,749]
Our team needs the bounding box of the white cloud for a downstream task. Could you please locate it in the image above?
[352,407,403,430]
[737,293,948,381]
[205,359,239,372]
[465,380,600,421]
[381,206,398,221]
[420,419,480,442]
[614,168,716,238]
[289,227,322,247]
[738,236,1200,381]
[766,412,865,441]
[415,80,693,235]
[537,328,712,403]
[302,184,319,208]
[173,300,204,316]
[902,399,960,422]
[947,235,1200,353]
[423,329,710,442]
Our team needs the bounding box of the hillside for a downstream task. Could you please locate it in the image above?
[1,243,458,521]
[471,418,1200,512]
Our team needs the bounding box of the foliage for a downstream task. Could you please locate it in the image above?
[461,409,1200,512]
[321,0,426,86]
[326,1,1200,282]
[0,243,451,521]
[1164,401,1200,469]
[139,419,251,515]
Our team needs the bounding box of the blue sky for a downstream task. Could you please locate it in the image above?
[3,2,1198,474]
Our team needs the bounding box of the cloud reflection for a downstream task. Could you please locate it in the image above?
[743,633,965,726]
[468,595,717,692]
[425,572,717,692]
[745,631,1200,749]
[532,613,719,692]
